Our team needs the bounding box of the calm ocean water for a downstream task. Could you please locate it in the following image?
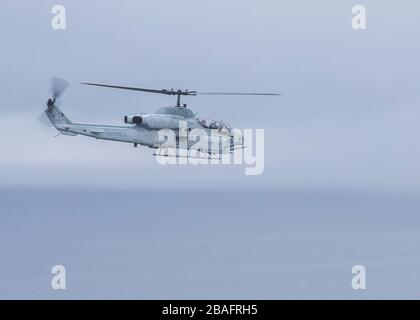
[0,188,419,299]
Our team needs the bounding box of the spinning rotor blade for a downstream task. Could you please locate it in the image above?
[51,77,69,99]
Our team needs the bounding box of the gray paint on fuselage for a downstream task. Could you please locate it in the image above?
[57,123,161,146]
[55,117,210,148]
[48,104,233,153]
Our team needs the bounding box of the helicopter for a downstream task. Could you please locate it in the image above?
[43,78,280,158]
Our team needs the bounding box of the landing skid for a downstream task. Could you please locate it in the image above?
[153,148,222,160]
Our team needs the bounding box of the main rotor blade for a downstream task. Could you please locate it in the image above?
[81,82,197,96]
[197,92,281,96]
[81,82,281,97]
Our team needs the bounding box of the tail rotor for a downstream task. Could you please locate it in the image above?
[39,77,70,127]
[50,77,69,100]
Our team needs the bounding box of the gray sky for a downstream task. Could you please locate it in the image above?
[1,0,420,190]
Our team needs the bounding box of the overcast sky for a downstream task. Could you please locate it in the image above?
[0,0,419,191]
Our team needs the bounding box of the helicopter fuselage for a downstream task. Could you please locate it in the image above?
[47,104,240,155]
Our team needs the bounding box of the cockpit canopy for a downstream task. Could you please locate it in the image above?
[198,118,232,135]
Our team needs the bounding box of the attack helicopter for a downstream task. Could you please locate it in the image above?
[43,78,280,157]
